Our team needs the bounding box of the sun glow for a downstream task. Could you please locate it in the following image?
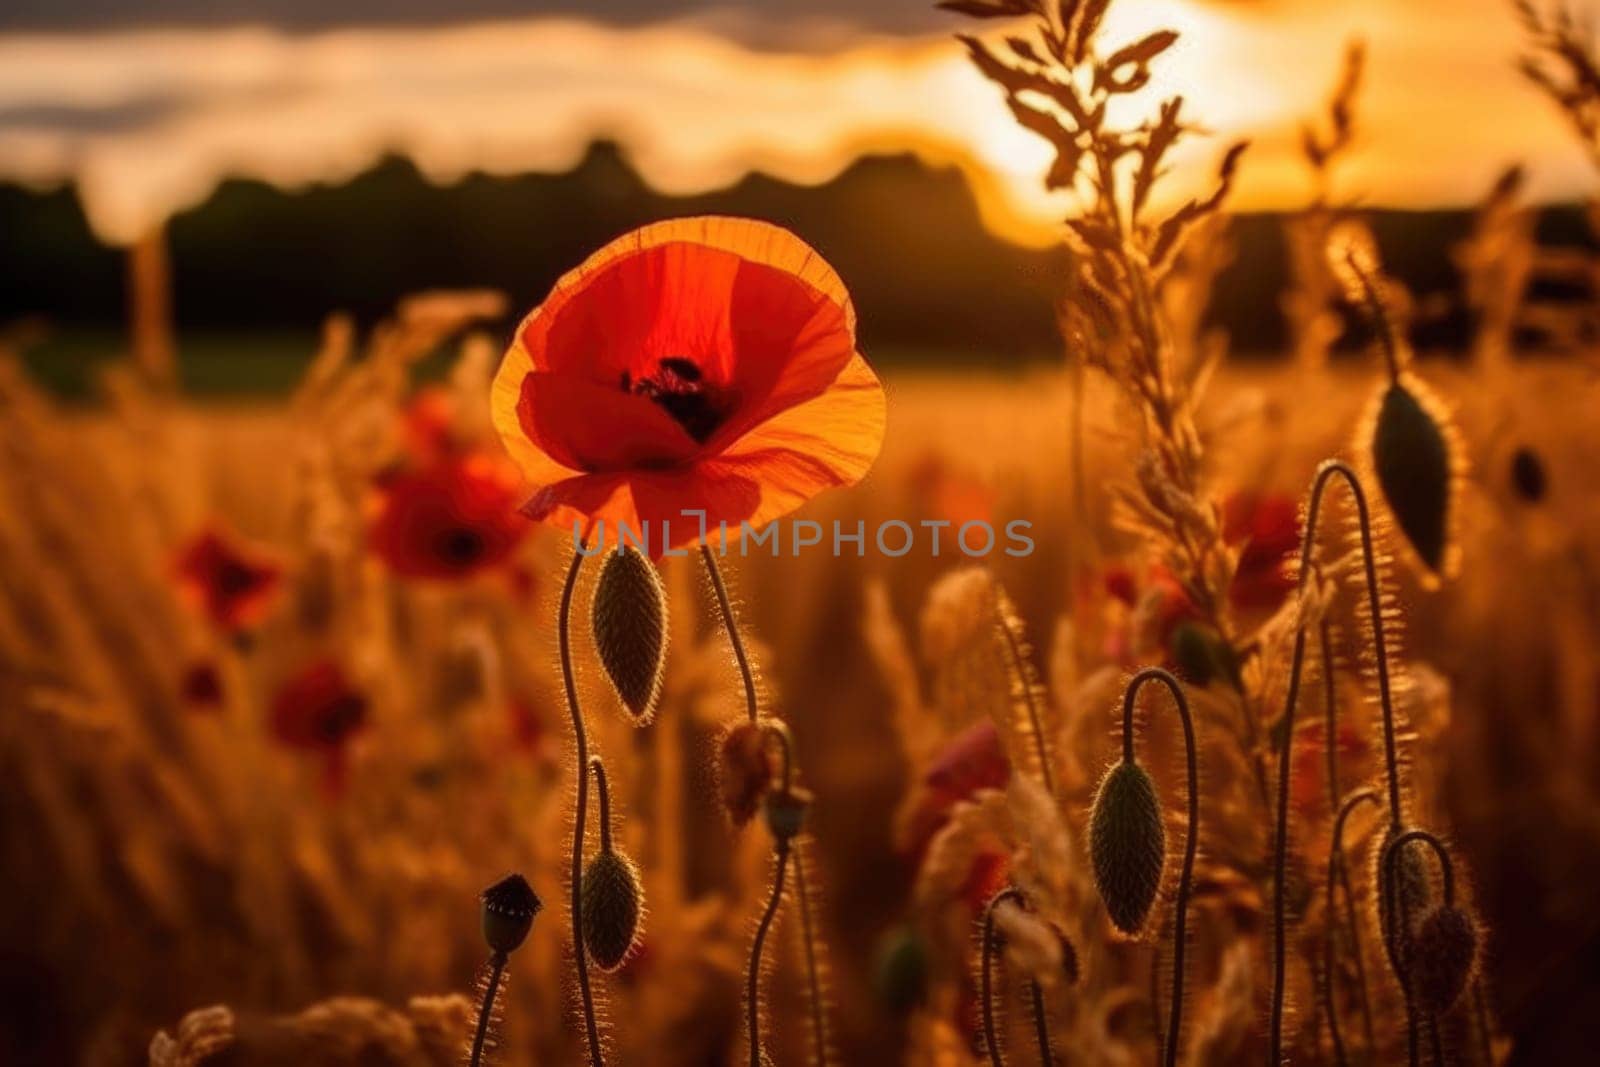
[0,0,1589,249]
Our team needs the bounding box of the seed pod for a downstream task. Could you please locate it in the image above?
[1088,760,1166,935]
[580,848,643,971]
[763,785,813,842]
[717,720,774,827]
[480,872,542,956]
[591,547,667,723]
[1370,380,1454,578]
[1411,905,1477,1013]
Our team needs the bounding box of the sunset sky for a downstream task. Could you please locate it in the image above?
[0,0,1592,246]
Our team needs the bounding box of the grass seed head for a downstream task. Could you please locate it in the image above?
[1089,760,1167,935]
[1411,904,1478,1013]
[480,873,541,956]
[580,848,643,972]
[591,546,668,723]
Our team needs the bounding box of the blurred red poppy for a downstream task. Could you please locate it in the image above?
[367,453,530,580]
[897,719,1011,863]
[401,387,460,462]
[179,660,224,711]
[1224,490,1301,612]
[173,527,283,634]
[491,216,885,551]
[269,660,368,796]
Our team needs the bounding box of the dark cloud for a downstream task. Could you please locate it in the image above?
[0,0,948,34]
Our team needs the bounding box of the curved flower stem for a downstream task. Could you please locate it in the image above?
[1325,789,1381,1066]
[1381,828,1456,1067]
[1119,667,1197,1067]
[1270,459,1408,1063]
[748,840,791,1067]
[558,544,604,1066]
[1336,856,1377,1054]
[702,546,760,725]
[993,585,1057,797]
[979,887,1052,1067]
[468,952,507,1067]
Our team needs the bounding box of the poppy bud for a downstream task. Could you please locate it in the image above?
[872,926,930,1015]
[591,547,667,723]
[1370,381,1455,579]
[1375,827,1434,971]
[763,786,813,842]
[1510,446,1546,503]
[1089,760,1166,935]
[1411,904,1477,1013]
[1169,621,1238,689]
[481,872,542,956]
[580,848,643,971]
[718,721,775,827]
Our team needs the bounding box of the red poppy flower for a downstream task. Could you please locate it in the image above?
[172,526,283,633]
[367,453,530,580]
[491,217,885,551]
[269,660,368,796]
[1224,490,1301,612]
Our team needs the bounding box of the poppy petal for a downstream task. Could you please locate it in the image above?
[517,371,702,472]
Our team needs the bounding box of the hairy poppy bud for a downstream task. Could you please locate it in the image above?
[763,786,813,842]
[1375,827,1435,972]
[718,720,774,827]
[481,872,542,956]
[1371,381,1455,578]
[1089,760,1166,935]
[580,848,643,971]
[1411,905,1477,1013]
[591,547,667,723]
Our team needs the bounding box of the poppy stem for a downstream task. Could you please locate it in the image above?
[1381,828,1457,1067]
[558,544,605,1067]
[590,757,613,854]
[701,546,760,724]
[468,952,506,1067]
[1326,789,1381,1066]
[748,839,791,1067]
[979,887,1052,1067]
[1270,459,1408,1065]
[792,842,830,1066]
[1119,667,1197,1067]
[993,583,1057,797]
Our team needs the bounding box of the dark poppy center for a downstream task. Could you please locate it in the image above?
[437,527,487,566]
[216,559,260,598]
[621,357,735,444]
[316,695,367,744]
